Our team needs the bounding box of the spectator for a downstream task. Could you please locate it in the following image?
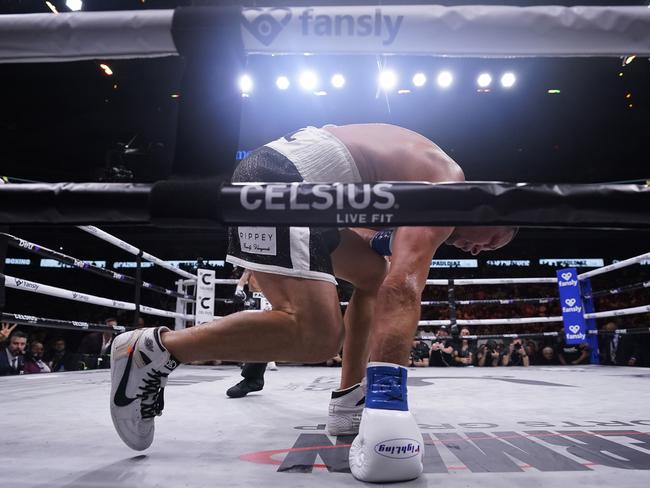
[599,321,642,366]
[476,340,501,367]
[23,341,51,374]
[0,322,18,343]
[429,326,454,367]
[557,337,590,365]
[535,346,562,365]
[0,329,27,376]
[452,327,474,366]
[46,338,76,372]
[410,339,430,367]
[78,318,116,356]
[501,338,530,367]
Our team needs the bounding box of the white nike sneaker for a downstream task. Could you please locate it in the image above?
[268,361,278,371]
[327,379,366,436]
[110,327,178,451]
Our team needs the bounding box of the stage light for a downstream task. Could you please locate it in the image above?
[66,0,83,11]
[99,63,113,76]
[276,76,290,90]
[500,72,516,88]
[378,70,397,91]
[331,74,345,88]
[299,71,318,91]
[412,73,427,87]
[477,73,492,88]
[436,71,453,88]
[238,74,253,94]
[623,55,636,65]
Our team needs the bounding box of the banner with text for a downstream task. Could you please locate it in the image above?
[556,268,587,345]
[196,269,215,325]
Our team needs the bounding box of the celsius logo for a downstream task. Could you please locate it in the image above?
[242,8,292,46]
[243,8,404,47]
[240,183,396,212]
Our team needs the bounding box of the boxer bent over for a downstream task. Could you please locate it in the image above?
[109,124,516,482]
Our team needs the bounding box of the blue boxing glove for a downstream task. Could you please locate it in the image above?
[370,229,394,256]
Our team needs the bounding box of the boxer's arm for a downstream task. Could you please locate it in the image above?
[370,226,453,365]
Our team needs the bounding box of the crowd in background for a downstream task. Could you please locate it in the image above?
[2,270,649,375]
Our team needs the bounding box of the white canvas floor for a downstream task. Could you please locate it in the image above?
[1,365,649,487]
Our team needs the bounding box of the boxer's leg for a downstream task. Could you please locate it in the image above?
[162,273,343,363]
[331,229,388,389]
[327,229,388,436]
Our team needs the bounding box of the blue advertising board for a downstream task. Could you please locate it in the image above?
[556,268,587,345]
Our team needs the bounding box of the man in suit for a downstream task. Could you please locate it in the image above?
[78,318,117,356]
[0,329,27,376]
[599,321,642,366]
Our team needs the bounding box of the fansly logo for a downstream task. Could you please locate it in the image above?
[242,7,292,46]
[562,298,582,313]
[243,7,404,47]
[14,278,38,291]
[374,438,421,459]
[72,292,90,302]
[567,325,586,341]
[72,321,89,329]
[558,272,578,287]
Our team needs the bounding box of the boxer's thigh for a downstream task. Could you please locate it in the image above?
[331,229,388,292]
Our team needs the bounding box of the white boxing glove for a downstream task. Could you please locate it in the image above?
[349,362,424,482]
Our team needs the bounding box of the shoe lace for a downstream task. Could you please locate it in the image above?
[138,368,169,419]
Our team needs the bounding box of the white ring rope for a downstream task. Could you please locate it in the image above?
[578,251,650,280]
[426,277,557,285]
[78,225,196,280]
[1,6,650,63]
[4,274,192,321]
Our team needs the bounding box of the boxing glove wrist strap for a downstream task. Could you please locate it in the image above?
[370,230,394,256]
[365,362,408,411]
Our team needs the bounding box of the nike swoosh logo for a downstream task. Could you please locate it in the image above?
[113,343,138,407]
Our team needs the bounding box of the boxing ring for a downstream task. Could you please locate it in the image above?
[1,365,649,487]
[1,4,650,488]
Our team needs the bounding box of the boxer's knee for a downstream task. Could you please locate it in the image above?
[379,276,422,308]
[295,305,344,362]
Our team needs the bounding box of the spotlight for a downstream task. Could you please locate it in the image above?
[66,0,83,11]
[436,71,453,88]
[412,73,427,87]
[378,70,397,91]
[477,73,492,88]
[276,76,290,90]
[299,71,318,91]
[238,74,253,94]
[331,74,345,88]
[500,72,516,88]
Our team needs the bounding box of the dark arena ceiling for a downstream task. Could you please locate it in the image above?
[1,0,649,263]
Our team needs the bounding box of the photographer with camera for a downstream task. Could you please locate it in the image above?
[409,338,430,367]
[476,340,501,367]
[429,326,454,367]
[452,327,474,366]
[502,338,530,367]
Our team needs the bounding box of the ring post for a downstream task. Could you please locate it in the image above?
[581,278,600,364]
[447,279,458,336]
[556,268,589,347]
[133,250,143,329]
